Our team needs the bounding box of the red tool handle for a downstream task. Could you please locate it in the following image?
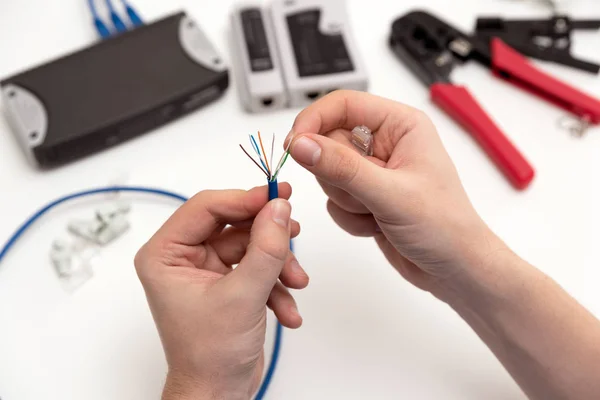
[430,83,535,190]
[490,38,600,124]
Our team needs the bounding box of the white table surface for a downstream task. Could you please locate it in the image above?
[1,0,599,399]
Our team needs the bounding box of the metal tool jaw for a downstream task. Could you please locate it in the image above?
[389,11,537,191]
[389,11,493,86]
[475,15,600,73]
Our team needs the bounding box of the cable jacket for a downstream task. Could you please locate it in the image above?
[257,179,287,398]
[268,180,279,200]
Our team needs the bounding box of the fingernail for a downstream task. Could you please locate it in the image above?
[291,136,321,166]
[290,259,306,276]
[272,199,291,227]
[284,131,295,148]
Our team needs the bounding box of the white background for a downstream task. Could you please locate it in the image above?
[1,0,599,399]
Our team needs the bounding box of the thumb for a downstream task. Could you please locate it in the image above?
[226,198,292,301]
[289,133,392,211]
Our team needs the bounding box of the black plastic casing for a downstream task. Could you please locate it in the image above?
[0,11,229,168]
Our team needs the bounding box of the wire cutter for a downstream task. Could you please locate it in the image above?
[388,10,600,190]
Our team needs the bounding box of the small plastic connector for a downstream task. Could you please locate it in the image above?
[67,201,131,246]
[351,125,374,156]
[50,238,96,292]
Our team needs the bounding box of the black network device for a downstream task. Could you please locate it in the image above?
[0,11,229,168]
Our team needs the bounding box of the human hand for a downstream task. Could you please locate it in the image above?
[285,90,505,300]
[134,184,307,400]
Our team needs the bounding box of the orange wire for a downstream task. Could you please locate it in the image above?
[257,131,271,175]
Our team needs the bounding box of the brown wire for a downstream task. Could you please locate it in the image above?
[239,144,269,178]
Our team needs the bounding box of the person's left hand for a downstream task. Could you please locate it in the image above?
[135,183,307,400]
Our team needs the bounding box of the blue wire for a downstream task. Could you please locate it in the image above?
[0,185,281,399]
[255,178,284,399]
[250,135,261,156]
[87,0,112,39]
[255,322,283,399]
[105,0,128,33]
[250,135,270,175]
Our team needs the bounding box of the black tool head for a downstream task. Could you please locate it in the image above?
[475,16,600,74]
[389,10,492,86]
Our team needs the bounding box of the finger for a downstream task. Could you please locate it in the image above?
[227,218,301,233]
[279,251,309,290]
[151,183,292,247]
[211,230,307,289]
[209,223,301,266]
[286,90,433,167]
[286,90,418,144]
[200,245,234,276]
[209,198,300,241]
[327,129,388,169]
[327,200,380,237]
[317,178,370,214]
[289,132,396,214]
[224,199,292,300]
[267,282,302,329]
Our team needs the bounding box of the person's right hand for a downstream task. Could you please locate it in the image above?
[285,90,506,300]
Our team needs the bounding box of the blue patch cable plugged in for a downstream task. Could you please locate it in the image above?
[88,0,111,39]
[105,0,128,33]
[88,0,144,39]
[122,0,143,27]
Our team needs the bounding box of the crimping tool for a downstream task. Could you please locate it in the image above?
[475,15,600,74]
[389,10,600,190]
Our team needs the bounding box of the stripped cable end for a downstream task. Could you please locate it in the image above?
[240,132,292,184]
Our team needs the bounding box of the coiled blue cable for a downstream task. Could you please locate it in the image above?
[0,186,281,399]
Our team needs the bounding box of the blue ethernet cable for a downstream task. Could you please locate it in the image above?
[105,0,128,33]
[87,0,111,39]
[252,178,287,400]
[121,0,143,27]
[0,186,282,400]
[268,180,279,200]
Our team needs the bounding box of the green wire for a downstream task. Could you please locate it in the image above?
[272,150,290,181]
[279,150,290,169]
